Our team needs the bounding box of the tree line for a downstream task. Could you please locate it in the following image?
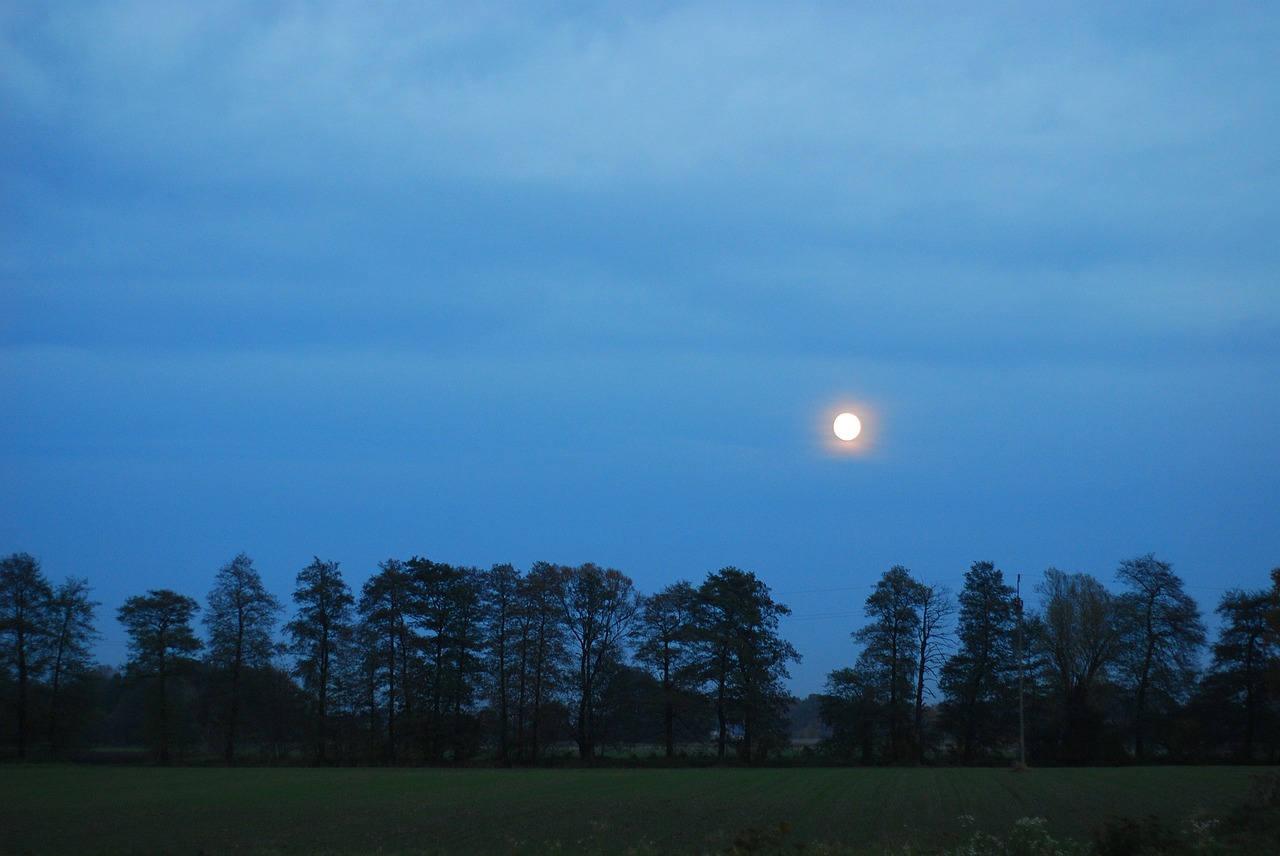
[821,556,1280,766]
[1,553,797,765]
[1,550,1277,765]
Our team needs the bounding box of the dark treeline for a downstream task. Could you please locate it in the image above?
[1,550,1277,766]
[823,557,1280,767]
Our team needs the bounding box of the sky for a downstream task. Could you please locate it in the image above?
[2,1,1278,696]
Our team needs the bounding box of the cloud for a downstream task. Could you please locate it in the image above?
[3,1,1278,369]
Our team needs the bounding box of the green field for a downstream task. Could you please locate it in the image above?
[0,765,1274,855]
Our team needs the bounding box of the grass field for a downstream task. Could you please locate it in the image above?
[0,764,1275,855]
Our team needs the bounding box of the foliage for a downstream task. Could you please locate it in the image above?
[117,588,202,764]
[696,567,800,763]
[0,552,54,757]
[556,562,640,760]
[938,561,1018,766]
[1029,569,1125,765]
[204,553,283,762]
[285,557,355,763]
[1113,553,1206,762]
[1203,585,1280,762]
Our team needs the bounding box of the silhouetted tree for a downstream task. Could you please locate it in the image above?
[913,581,953,760]
[358,558,416,761]
[821,667,882,764]
[1113,553,1205,761]
[938,561,1018,765]
[634,580,703,759]
[404,558,485,763]
[0,553,53,757]
[1207,584,1280,761]
[556,562,639,760]
[480,562,523,764]
[696,567,799,763]
[46,577,99,753]
[117,589,202,764]
[513,562,568,761]
[853,566,926,763]
[1031,568,1123,764]
[286,557,354,764]
[204,553,283,762]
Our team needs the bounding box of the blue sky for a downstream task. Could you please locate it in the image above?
[3,1,1277,694]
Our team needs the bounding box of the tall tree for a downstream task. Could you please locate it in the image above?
[117,589,202,764]
[286,557,354,764]
[634,580,703,759]
[514,562,568,762]
[406,558,485,763]
[358,558,416,762]
[556,563,639,760]
[938,561,1018,765]
[696,567,799,763]
[46,577,99,752]
[912,582,953,761]
[853,566,926,763]
[1032,568,1123,764]
[480,562,523,764]
[1208,585,1280,761]
[0,553,53,758]
[204,553,283,762]
[1114,553,1205,761]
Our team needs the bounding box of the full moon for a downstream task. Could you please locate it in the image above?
[833,412,862,442]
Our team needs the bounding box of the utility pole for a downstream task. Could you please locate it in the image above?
[1016,573,1027,770]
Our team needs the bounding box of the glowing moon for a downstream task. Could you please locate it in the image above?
[833,412,862,442]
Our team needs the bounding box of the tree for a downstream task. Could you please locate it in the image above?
[0,553,53,758]
[204,553,283,762]
[286,557,354,763]
[513,562,569,762]
[556,563,639,759]
[853,566,926,763]
[1207,585,1280,761]
[117,589,202,764]
[1031,568,1123,764]
[696,567,799,763]
[358,558,416,762]
[1114,553,1205,761]
[634,580,703,759]
[821,667,882,764]
[46,577,99,752]
[912,581,953,760]
[404,557,485,763]
[480,562,523,764]
[938,561,1018,765]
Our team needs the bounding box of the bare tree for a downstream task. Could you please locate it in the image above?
[913,581,954,761]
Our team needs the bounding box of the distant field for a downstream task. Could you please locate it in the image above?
[0,764,1274,855]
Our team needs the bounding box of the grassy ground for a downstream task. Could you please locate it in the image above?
[0,764,1273,855]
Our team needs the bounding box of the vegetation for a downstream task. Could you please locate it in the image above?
[0,765,1276,855]
[2,550,1279,765]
